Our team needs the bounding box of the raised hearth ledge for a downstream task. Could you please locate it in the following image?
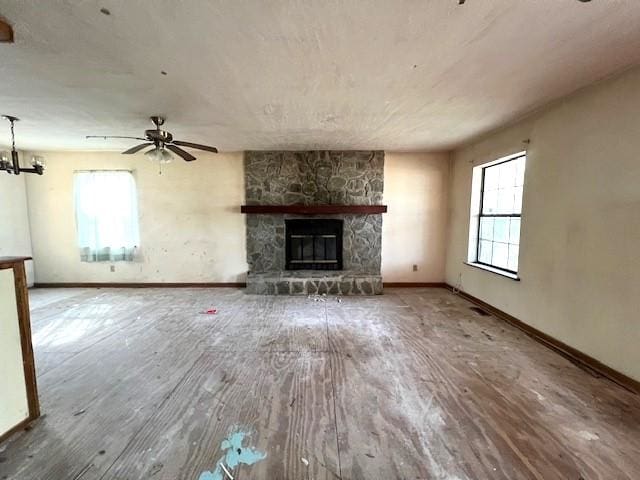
[246,270,383,295]
[240,205,387,214]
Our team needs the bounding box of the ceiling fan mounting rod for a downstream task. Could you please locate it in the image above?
[150,116,165,128]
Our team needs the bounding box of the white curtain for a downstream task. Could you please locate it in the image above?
[74,171,140,262]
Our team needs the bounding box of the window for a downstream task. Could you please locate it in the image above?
[469,153,525,277]
[74,171,140,262]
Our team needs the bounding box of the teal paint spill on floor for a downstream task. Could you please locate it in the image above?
[198,427,267,480]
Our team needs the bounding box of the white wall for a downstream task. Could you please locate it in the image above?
[0,161,35,285]
[25,151,248,283]
[445,66,640,381]
[382,152,449,283]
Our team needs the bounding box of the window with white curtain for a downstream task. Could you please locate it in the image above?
[74,171,140,262]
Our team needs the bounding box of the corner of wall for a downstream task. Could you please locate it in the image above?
[22,156,37,287]
[0,156,35,286]
[442,149,457,286]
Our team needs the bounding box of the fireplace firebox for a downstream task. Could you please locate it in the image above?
[285,219,343,270]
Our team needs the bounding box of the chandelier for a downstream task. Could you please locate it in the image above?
[1,115,45,175]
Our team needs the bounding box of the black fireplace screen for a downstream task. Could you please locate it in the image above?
[285,219,343,270]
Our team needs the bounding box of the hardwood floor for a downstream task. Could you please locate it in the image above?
[1,287,639,479]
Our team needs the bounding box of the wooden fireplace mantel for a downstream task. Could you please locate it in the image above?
[240,205,388,215]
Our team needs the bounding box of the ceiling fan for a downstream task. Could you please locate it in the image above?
[86,116,218,162]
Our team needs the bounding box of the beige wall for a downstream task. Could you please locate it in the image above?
[24,150,449,285]
[382,152,449,283]
[0,161,34,285]
[445,66,640,381]
[25,151,248,283]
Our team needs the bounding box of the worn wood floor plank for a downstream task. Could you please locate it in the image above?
[328,290,640,479]
[0,287,639,480]
[0,291,211,479]
[101,351,339,480]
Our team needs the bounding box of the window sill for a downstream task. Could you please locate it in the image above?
[464,262,520,281]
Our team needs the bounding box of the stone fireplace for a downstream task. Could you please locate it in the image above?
[243,151,385,295]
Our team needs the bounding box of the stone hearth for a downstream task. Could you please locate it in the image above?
[245,270,382,295]
[244,150,384,295]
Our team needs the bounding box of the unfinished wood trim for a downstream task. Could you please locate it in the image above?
[445,284,640,396]
[0,256,32,267]
[240,205,388,214]
[0,17,14,43]
[33,282,247,288]
[383,282,448,288]
[0,258,40,442]
[13,261,40,420]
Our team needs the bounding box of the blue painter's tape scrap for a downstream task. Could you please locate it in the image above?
[198,427,267,480]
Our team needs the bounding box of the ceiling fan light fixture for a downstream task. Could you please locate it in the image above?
[145,146,173,164]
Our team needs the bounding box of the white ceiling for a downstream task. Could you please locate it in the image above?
[1,0,640,152]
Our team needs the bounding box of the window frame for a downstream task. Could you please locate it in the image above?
[473,153,525,277]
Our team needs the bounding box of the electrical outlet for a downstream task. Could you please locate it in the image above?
[412,264,418,272]
[110,265,116,272]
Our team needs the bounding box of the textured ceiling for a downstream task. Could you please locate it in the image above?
[1,0,640,152]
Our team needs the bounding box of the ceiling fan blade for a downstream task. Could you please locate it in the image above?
[122,143,153,154]
[172,140,218,153]
[86,135,148,141]
[166,144,196,162]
